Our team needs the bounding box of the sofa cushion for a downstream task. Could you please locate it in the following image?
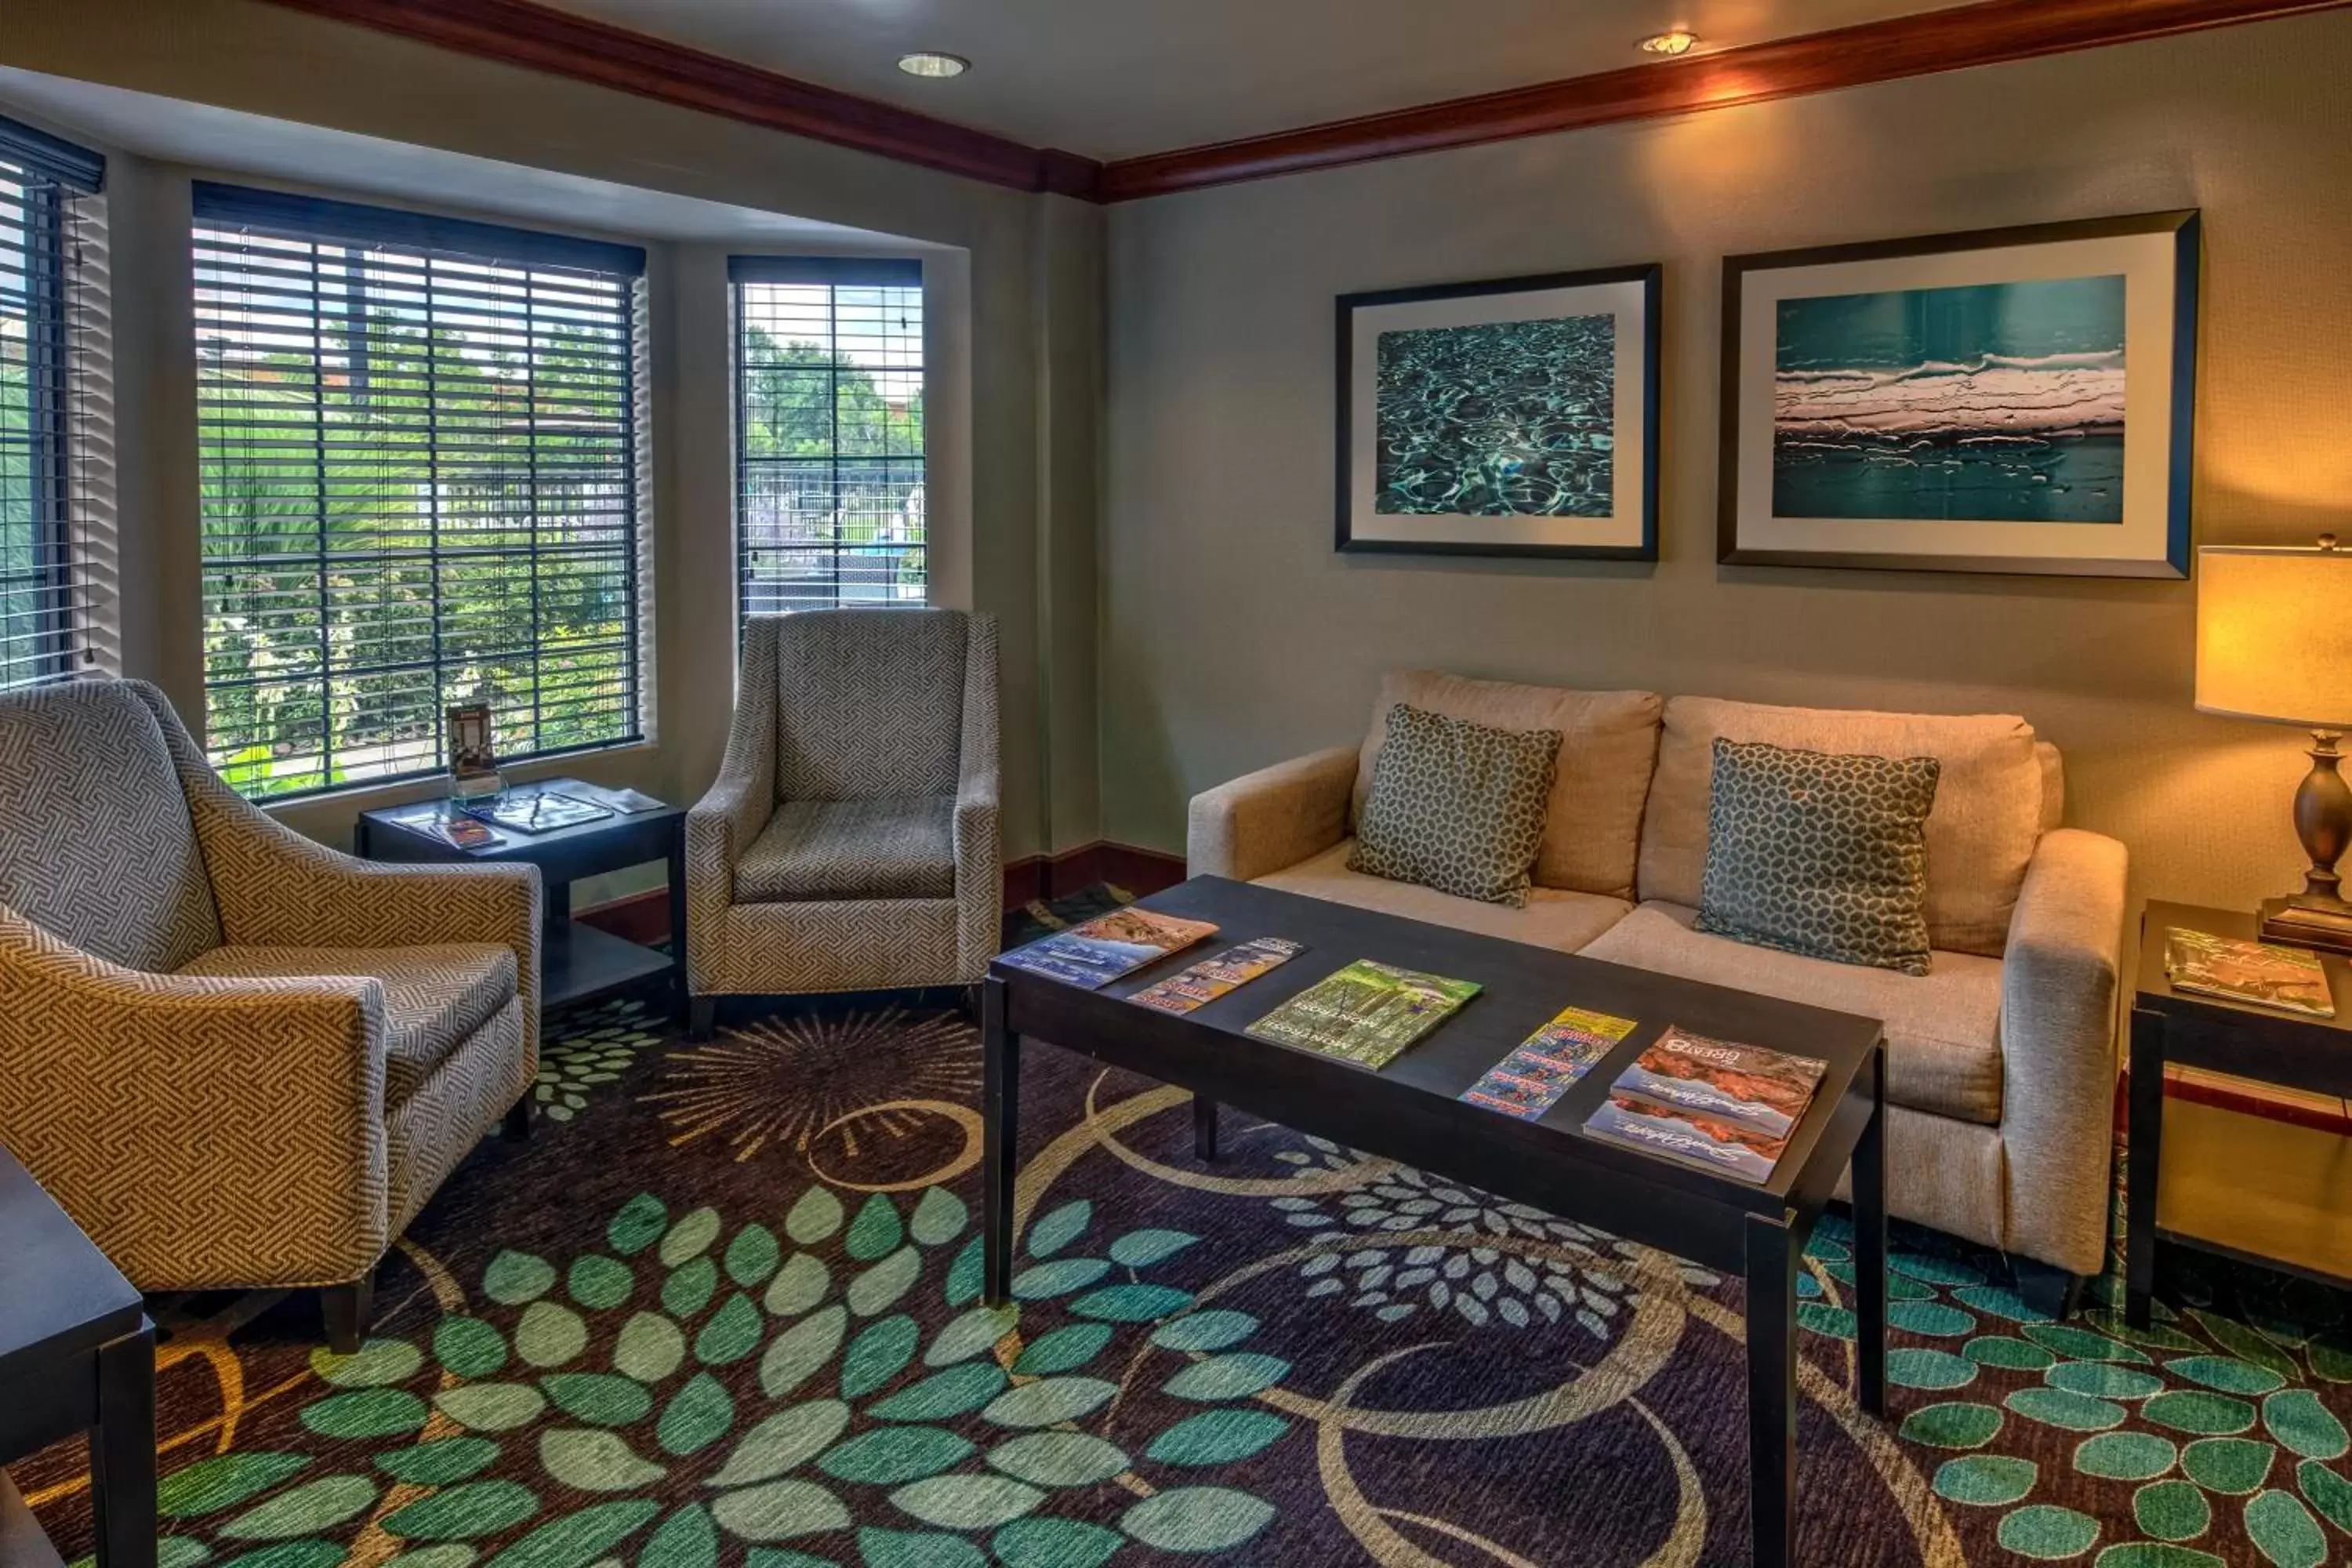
[178,942,517,1107]
[1351,704,1559,907]
[0,681,222,973]
[1257,840,1631,953]
[738,798,956,903]
[1355,670,1662,900]
[1580,902,2004,1125]
[1639,697,2043,958]
[1697,739,1940,976]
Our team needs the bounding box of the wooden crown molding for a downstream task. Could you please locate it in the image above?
[1098,0,2352,198]
[255,0,1102,195]
[260,0,2347,204]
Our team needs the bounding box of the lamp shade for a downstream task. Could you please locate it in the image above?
[2196,543,2352,729]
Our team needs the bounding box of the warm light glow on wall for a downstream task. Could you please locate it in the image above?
[1639,30,1700,56]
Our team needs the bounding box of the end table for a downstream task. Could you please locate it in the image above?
[0,1144,154,1568]
[356,778,686,1019]
[2126,901,2352,1327]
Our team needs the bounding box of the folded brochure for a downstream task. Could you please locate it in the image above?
[996,906,1219,990]
[1131,936,1306,1014]
[1460,1006,1639,1120]
[1583,1025,1826,1182]
[2165,927,2336,1018]
[1245,959,1479,1069]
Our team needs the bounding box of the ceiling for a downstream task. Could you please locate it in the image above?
[533,0,1958,161]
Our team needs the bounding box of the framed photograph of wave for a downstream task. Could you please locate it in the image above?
[1338,263,1661,559]
[1719,211,2199,577]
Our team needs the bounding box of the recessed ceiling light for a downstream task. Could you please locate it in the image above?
[1639,30,1699,56]
[897,52,970,78]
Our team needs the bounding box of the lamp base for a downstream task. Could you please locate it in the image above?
[2260,895,2352,956]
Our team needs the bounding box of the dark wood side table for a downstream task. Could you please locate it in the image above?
[355,778,686,1019]
[2127,901,2352,1327]
[0,1145,154,1568]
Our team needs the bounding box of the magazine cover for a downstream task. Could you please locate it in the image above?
[2165,927,2336,1018]
[1608,1026,1827,1140]
[1244,959,1481,1069]
[1584,1091,1793,1182]
[1461,1007,1639,1121]
[1131,936,1307,1015]
[997,906,1221,990]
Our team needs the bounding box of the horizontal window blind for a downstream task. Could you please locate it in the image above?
[2,115,106,691]
[194,184,648,800]
[732,256,927,616]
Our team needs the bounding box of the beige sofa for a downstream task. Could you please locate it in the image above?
[1188,670,2128,1289]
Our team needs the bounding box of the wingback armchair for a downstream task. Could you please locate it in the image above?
[686,609,1000,1026]
[0,680,540,1349]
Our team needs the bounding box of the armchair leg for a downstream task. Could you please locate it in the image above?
[2012,1258,2084,1323]
[689,996,718,1041]
[503,1094,533,1142]
[322,1276,376,1354]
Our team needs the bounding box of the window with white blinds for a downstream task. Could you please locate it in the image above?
[1,116,106,690]
[193,184,648,801]
[731,256,926,616]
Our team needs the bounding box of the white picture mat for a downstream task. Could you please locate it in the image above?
[1733,231,2180,565]
[1350,278,1650,549]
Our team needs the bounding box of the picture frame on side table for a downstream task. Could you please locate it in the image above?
[1338,263,1661,561]
[1719,210,2199,578]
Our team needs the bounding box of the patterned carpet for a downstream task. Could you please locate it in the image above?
[19,935,2352,1566]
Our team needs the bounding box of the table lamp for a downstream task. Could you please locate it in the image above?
[2196,536,2352,953]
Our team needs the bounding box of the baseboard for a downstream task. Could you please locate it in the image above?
[576,840,1189,945]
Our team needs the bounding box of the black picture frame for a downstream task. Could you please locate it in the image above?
[1718,210,2200,578]
[1336,263,1662,561]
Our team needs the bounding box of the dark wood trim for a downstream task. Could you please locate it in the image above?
[257,0,2343,205]
[1097,0,2352,200]
[1335,263,1661,561]
[253,0,1102,195]
[1716,209,2199,579]
[581,841,1189,946]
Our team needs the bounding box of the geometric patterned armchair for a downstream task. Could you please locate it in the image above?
[685,609,999,1029]
[0,679,539,1349]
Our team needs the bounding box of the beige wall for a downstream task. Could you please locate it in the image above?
[1,0,1109,869]
[1102,9,2352,914]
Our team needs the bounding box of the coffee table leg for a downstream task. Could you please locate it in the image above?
[982,977,1019,1308]
[1856,1045,1888,1418]
[2126,1007,2165,1330]
[91,1319,157,1568]
[1193,1095,1219,1162]
[1747,1212,1796,1568]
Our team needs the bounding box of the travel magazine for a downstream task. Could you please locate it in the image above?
[1582,1026,1827,1182]
[1245,959,1480,1069]
[1460,1006,1639,1120]
[2164,927,2336,1018]
[997,906,1220,990]
[1130,936,1307,1014]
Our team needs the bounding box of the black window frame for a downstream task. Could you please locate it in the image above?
[0,113,103,690]
[729,254,928,619]
[191,183,651,803]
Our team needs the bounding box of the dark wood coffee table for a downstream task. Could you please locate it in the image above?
[982,876,1886,1568]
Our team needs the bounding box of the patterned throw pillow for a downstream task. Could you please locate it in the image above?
[1348,704,1560,908]
[1696,738,1942,976]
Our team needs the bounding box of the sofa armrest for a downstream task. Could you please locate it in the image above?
[1187,746,1359,883]
[0,907,392,1288]
[685,624,782,992]
[1998,827,2129,1277]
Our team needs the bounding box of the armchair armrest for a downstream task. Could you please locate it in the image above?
[954,615,1003,977]
[1187,746,1360,883]
[685,630,782,991]
[1998,827,2129,1277]
[0,907,392,1288]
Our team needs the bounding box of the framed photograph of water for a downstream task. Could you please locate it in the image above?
[1338,263,1661,559]
[1720,211,2199,577]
